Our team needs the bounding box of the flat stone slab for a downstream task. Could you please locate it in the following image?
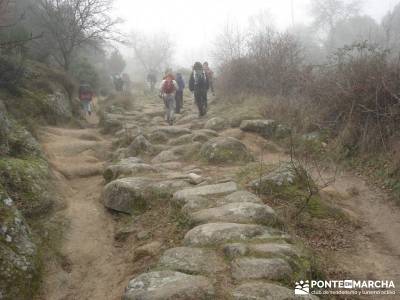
[183,223,286,247]
[179,196,216,213]
[151,126,192,137]
[190,202,277,225]
[249,243,299,258]
[123,271,214,300]
[158,247,226,275]
[232,281,319,300]
[219,191,263,206]
[103,158,157,182]
[173,182,238,202]
[240,119,277,139]
[103,177,189,214]
[231,257,292,281]
[224,242,299,259]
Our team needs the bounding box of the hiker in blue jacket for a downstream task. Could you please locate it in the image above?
[175,73,185,113]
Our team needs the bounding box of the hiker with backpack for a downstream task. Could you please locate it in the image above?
[203,61,215,95]
[79,83,94,117]
[175,73,185,114]
[160,73,179,125]
[189,62,209,117]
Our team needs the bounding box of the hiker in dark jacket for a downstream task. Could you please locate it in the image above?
[175,73,185,113]
[189,62,209,117]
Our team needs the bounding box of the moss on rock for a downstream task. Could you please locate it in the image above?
[0,188,41,300]
[0,157,52,217]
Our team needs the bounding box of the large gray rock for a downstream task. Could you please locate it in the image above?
[151,126,191,138]
[123,271,214,300]
[204,117,228,131]
[231,257,292,281]
[173,182,238,203]
[100,112,125,133]
[103,177,189,214]
[240,119,277,139]
[232,282,319,300]
[46,91,73,123]
[219,191,263,206]
[168,134,194,146]
[178,196,216,213]
[158,247,226,275]
[190,202,277,225]
[183,223,287,247]
[223,242,299,259]
[151,143,201,164]
[103,177,152,213]
[249,243,299,258]
[151,149,179,163]
[249,162,316,198]
[199,137,254,164]
[103,158,157,182]
[126,135,154,157]
[0,196,39,300]
[147,131,169,144]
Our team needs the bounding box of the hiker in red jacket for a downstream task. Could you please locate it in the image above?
[160,73,179,125]
[203,61,215,95]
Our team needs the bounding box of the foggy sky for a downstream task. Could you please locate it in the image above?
[113,0,400,66]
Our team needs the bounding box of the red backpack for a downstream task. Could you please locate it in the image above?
[162,79,176,94]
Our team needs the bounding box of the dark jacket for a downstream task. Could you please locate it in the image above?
[176,74,185,91]
[189,70,209,92]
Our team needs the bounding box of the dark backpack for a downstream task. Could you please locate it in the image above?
[162,80,176,94]
[194,71,206,89]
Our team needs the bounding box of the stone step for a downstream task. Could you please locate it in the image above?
[173,182,238,202]
[190,202,277,225]
[158,247,226,275]
[183,223,288,247]
[123,271,214,300]
[231,257,293,281]
[224,242,299,259]
[103,177,190,214]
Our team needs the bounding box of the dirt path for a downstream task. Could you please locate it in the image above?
[37,119,133,300]
[225,127,400,297]
[34,92,400,299]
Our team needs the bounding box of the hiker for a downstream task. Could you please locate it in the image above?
[113,74,124,92]
[175,72,185,113]
[147,71,157,92]
[79,83,94,117]
[160,73,179,125]
[122,73,131,93]
[203,61,215,95]
[189,62,209,117]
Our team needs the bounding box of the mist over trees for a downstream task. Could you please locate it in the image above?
[130,32,174,75]
[214,0,400,157]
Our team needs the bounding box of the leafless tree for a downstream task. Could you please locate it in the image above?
[213,21,247,64]
[34,0,120,71]
[130,31,173,74]
[310,0,361,49]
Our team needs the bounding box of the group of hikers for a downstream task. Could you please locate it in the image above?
[78,61,215,125]
[159,61,214,125]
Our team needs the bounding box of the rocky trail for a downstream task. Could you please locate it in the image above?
[36,93,400,299]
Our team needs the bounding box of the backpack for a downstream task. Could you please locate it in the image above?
[194,71,206,89]
[79,84,93,101]
[162,80,176,94]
